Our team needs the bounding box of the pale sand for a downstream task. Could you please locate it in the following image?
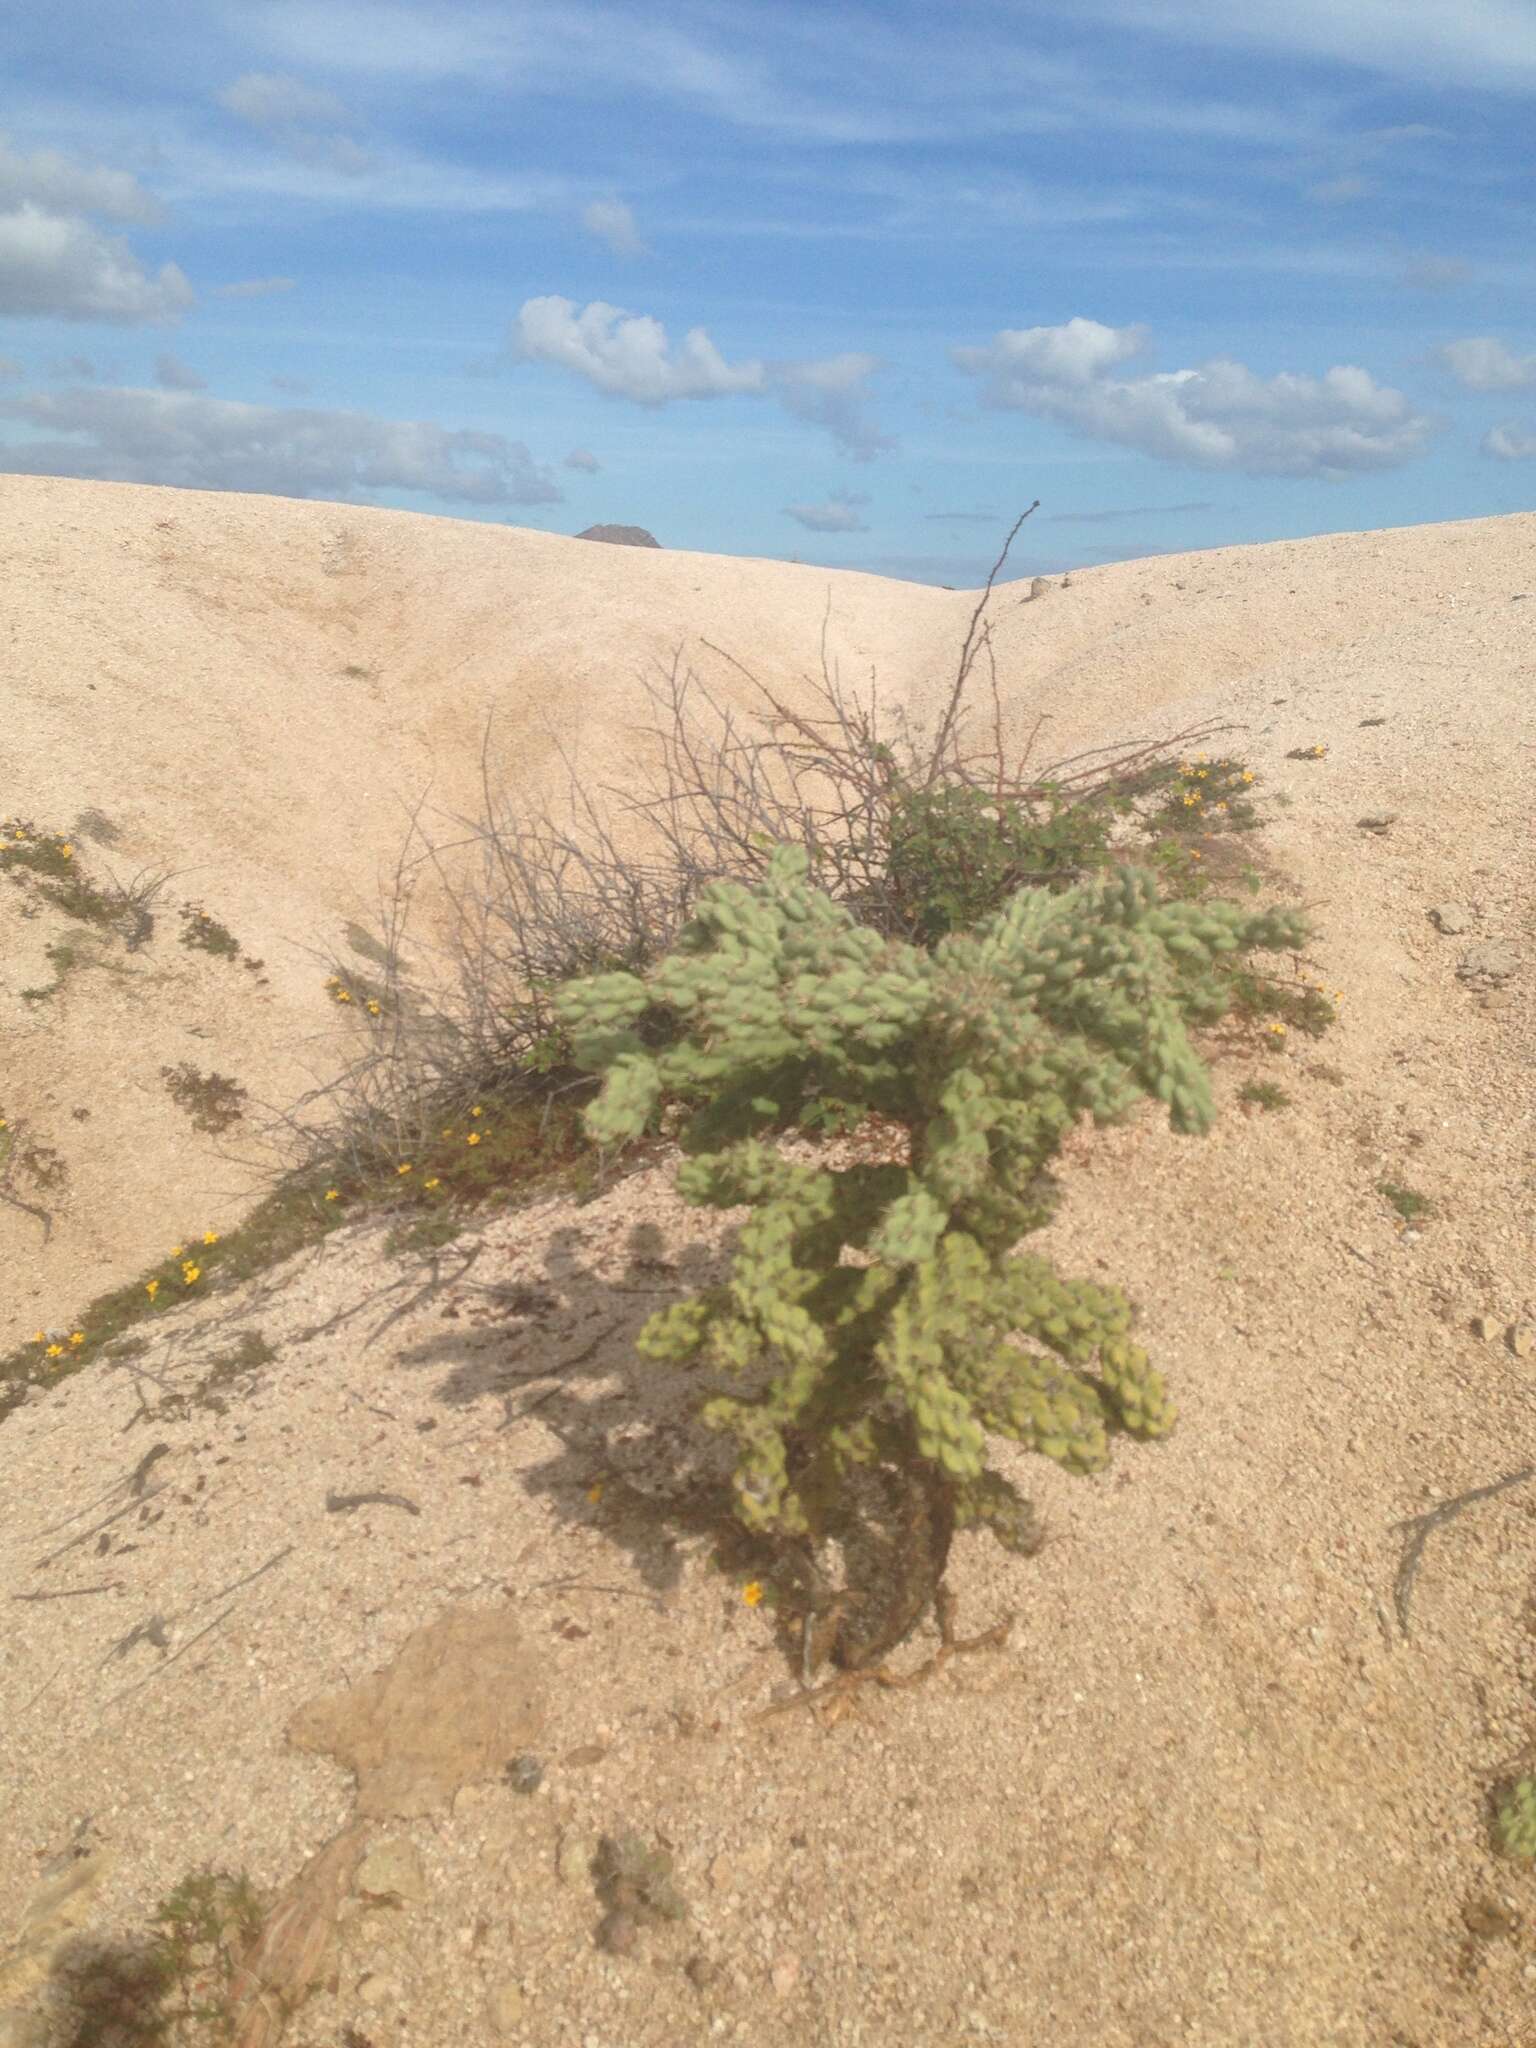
[2,473,1534,2045]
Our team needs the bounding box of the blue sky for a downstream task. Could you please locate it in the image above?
[2,0,1534,586]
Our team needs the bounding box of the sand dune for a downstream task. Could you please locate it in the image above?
[2,475,1534,2046]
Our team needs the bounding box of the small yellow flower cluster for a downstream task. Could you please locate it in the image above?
[327,976,355,1005]
[0,820,71,857]
[742,1581,765,1608]
[34,1329,86,1365]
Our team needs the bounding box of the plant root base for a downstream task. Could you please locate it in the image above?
[753,1588,1013,1730]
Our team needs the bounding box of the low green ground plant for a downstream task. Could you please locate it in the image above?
[47,1868,265,2046]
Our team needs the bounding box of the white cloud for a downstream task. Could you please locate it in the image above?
[0,385,564,506]
[769,352,892,462]
[0,203,193,323]
[563,447,600,472]
[784,491,870,533]
[582,199,647,257]
[1482,423,1536,460]
[216,70,372,176]
[0,134,162,224]
[1434,336,1536,393]
[154,352,206,391]
[511,295,765,403]
[214,275,298,298]
[951,317,1435,479]
[510,297,890,458]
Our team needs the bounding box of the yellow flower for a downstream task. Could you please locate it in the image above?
[171,1245,184,1256]
[33,1330,45,1344]
[335,989,353,1003]
[182,1264,201,1284]
[397,1162,412,1175]
[1269,1023,1286,1037]
[1241,770,1255,784]
[442,1128,454,1138]
[324,1187,340,1201]
[46,1343,63,1358]
[366,1000,381,1015]
[69,1331,84,1347]
[466,1132,481,1146]
[742,1581,765,1607]
[586,1482,604,1504]
[471,1105,483,1118]
[145,1280,160,1299]
[202,1230,219,1246]
[424,1177,440,1189]
[59,844,72,859]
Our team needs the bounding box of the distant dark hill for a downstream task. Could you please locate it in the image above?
[575,524,662,548]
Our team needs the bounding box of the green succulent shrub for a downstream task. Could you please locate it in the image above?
[553,839,1312,1667]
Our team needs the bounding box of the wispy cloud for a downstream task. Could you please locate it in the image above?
[1434,336,1536,392]
[214,275,297,298]
[215,71,373,177]
[563,446,600,471]
[1482,422,1536,459]
[0,385,564,504]
[582,199,647,257]
[154,351,206,391]
[952,317,1437,478]
[1047,501,1215,522]
[1040,0,1536,94]
[783,491,870,533]
[1396,253,1473,292]
[770,353,891,462]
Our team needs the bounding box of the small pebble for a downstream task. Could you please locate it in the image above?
[771,1952,802,1996]
[506,1753,544,1794]
[486,1979,527,2034]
